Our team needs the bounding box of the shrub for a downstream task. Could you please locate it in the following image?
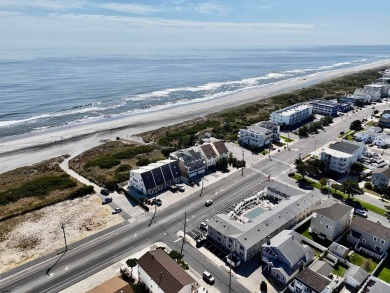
[364,182,373,190]
[85,156,120,169]
[169,250,183,260]
[136,158,150,166]
[0,175,77,206]
[114,172,129,183]
[115,164,132,173]
[68,185,95,199]
[113,145,157,160]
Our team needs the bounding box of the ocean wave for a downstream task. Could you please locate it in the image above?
[0,101,126,128]
[127,72,292,101]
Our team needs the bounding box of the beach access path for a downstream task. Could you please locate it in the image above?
[1,60,390,175]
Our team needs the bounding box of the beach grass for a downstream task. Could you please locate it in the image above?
[0,157,88,221]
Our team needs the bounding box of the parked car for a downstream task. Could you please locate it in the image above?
[203,271,215,284]
[155,198,162,206]
[177,184,185,192]
[102,197,113,205]
[100,189,110,196]
[354,208,368,218]
[200,222,208,230]
[196,235,207,247]
[112,207,122,214]
[205,199,213,207]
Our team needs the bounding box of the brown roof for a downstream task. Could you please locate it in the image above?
[212,141,229,156]
[313,199,353,221]
[88,276,134,293]
[351,216,390,240]
[137,249,195,293]
[372,167,390,179]
[200,144,218,159]
[296,268,331,293]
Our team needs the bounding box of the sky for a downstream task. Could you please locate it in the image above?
[0,0,389,50]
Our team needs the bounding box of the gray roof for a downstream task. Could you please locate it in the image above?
[209,189,322,249]
[351,216,390,240]
[372,167,390,179]
[310,260,333,277]
[264,230,310,268]
[296,268,331,293]
[313,199,353,221]
[328,141,362,155]
[345,265,368,285]
[369,279,390,293]
[329,242,349,256]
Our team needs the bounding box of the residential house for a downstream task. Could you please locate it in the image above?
[199,143,218,169]
[211,140,230,160]
[310,100,339,117]
[320,141,365,174]
[371,167,390,188]
[372,134,390,148]
[137,249,196,293]
[358,276,390,293]
[353,130,379,143]
[170,147,206,178]
[261,230,314,285]
[309,199,353,241]
[270,103,313,126]
[309,260,333,278]
[347,216,390,259]
[290,268,335,293]
[378,116,390,128]
[88,276,134,293]
[337,102,351,113]
[207,187,322,263]
[129,159,181,195]
[344,265,369,289]
[356,83,388,100]
[339,94,371,105]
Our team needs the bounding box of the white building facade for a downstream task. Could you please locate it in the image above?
[271,104,313,126]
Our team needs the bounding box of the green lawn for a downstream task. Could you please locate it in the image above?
[348,252,378,273]
[290,174,387,216]
[365,120,376,127]
[261,150,269,155]
[280,135,294,143]
[376,256,390,283]
[295,220,332,247]
[346,134,354,141]
[333,264,348,277]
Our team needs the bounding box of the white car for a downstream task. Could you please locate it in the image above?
[205,200,213,207]
[354,208,368,218]
[112,207,122,214]
[203,271,215,284]
[200,222,208,230]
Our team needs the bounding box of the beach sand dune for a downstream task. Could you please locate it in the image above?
[1,60,389,174]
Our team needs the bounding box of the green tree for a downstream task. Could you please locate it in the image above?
[126,258,138,277]
[350,120,363,131]
[228,152,234,165]
[319,178,328,190]
[216,157,228,171]
[296,163,309,179]
[350,162,365,174]
[341,179,361,200]
[298,125,309,137]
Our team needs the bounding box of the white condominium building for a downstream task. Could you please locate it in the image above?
[238,122,279,148]
[271,103,313,126]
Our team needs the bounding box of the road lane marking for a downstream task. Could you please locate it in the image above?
[174,238,182,243]
[48,273,54,279]
[65,266,69,271]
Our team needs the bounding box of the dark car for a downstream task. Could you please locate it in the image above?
[100,189,110,196]
[102,197,113,205]
[196,235,207,247]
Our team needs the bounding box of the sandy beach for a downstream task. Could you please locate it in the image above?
[1,59,389,174]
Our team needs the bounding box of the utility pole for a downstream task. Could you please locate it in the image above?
[241,147,244,176]
[180,212,187,256]
[228,248,233,293]
[61,223,68,252]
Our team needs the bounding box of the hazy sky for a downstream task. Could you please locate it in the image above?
[1,0,389,50]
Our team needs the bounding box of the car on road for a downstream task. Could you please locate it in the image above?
[177,184,185,192]
[112,207,122,214]
[200,222,208,230]
[100,189,110,196]
[102,197,112,205]
[203,271,215,284]
[205,199,213,207]
[354,208,368,218]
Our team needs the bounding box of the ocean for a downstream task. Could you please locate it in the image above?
[0,45,389,139]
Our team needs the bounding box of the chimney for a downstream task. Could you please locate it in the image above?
[152,253,155,259]
[267,236,271,245]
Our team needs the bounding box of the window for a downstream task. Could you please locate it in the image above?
[381,239,385,245]
[326,224,332,230]
[326,232,331,235]
[373,236,377,242]
[362,239,366,243]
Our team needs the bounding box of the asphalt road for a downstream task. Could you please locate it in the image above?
[1,102,390,293]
